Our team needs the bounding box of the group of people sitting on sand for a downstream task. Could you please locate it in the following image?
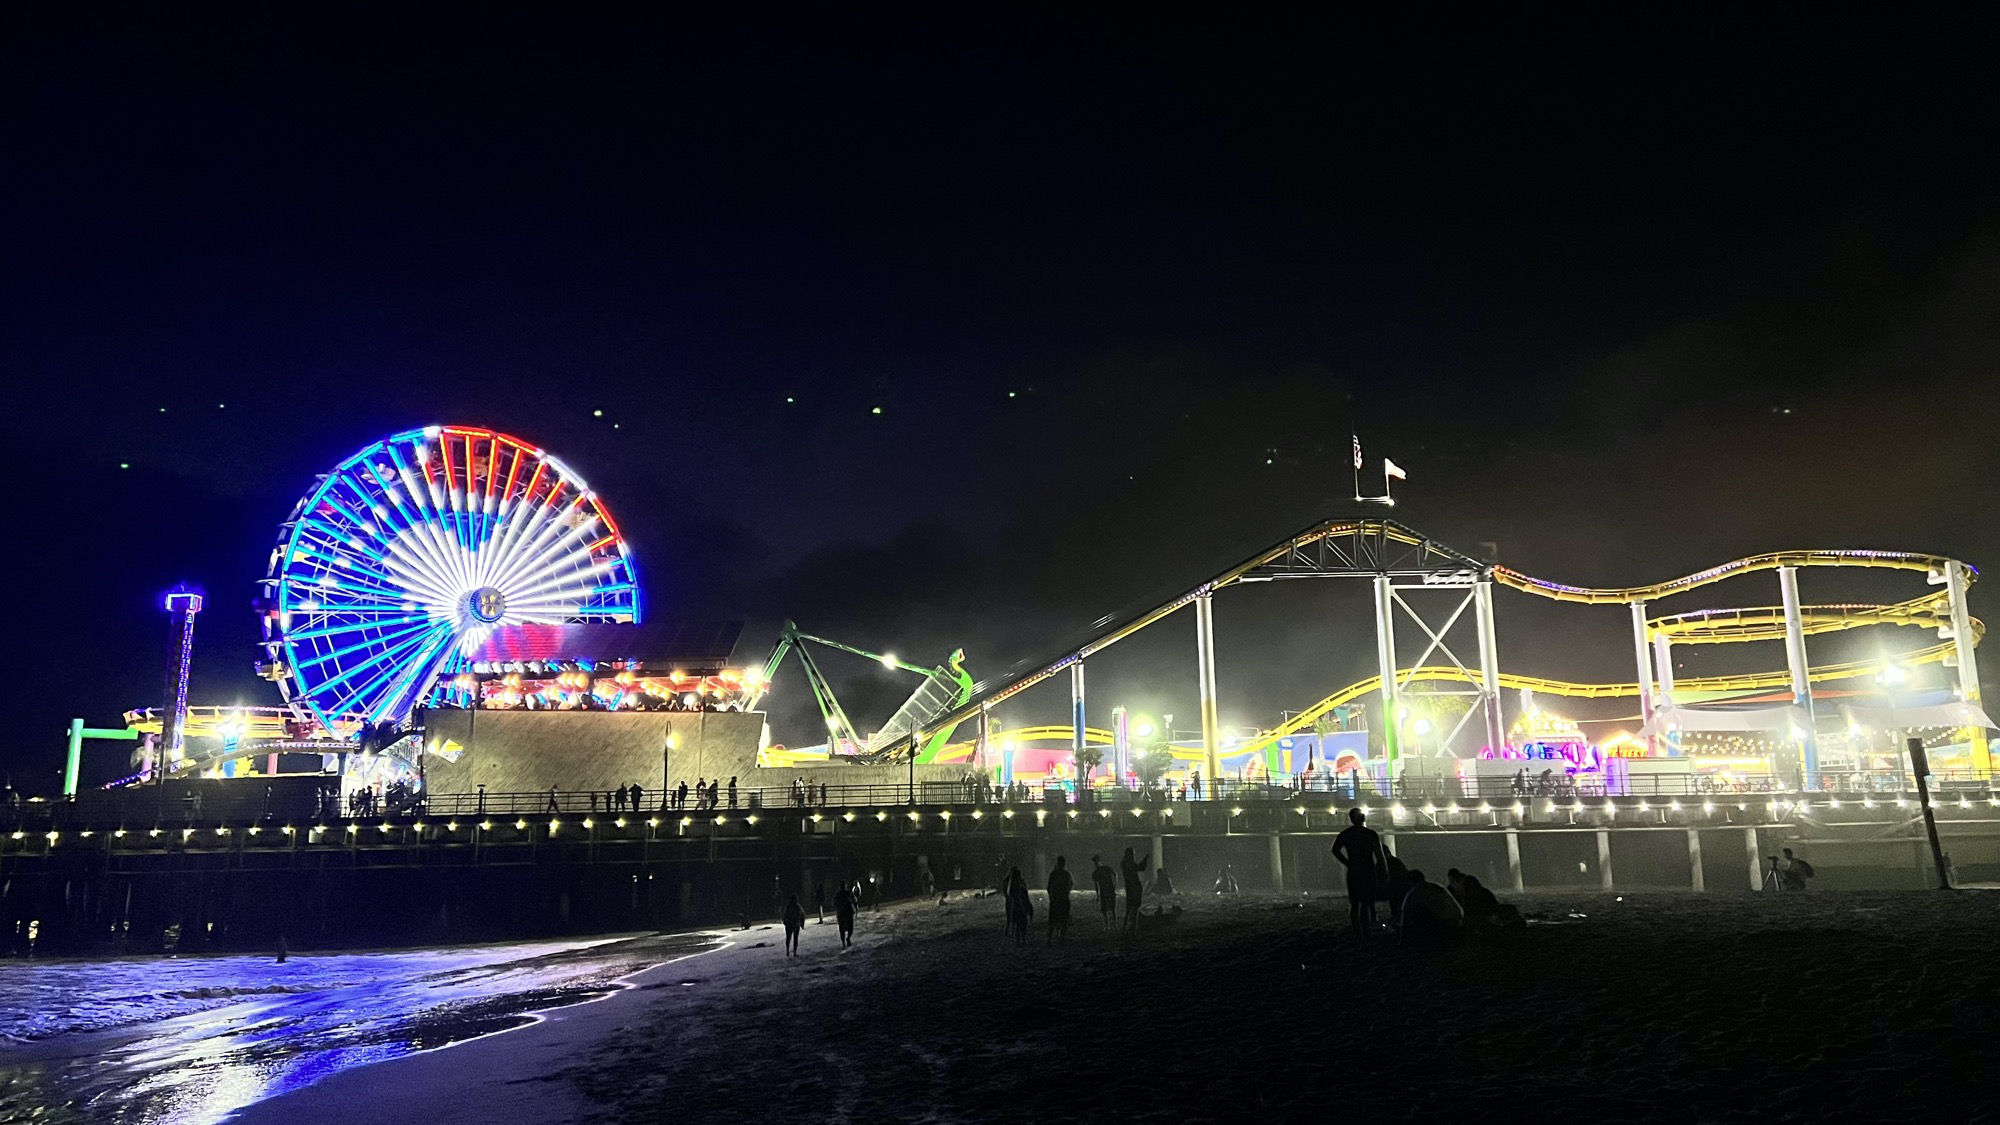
[1332,808,1525,941]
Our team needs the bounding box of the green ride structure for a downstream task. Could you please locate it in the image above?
[747,622,975,765]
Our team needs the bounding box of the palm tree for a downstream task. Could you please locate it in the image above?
[1074,744,1104,786]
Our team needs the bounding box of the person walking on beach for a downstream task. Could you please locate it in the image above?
[1332,807,1388,937]
[1004,867,1034,947]
[1091,855,1118,928]
[1046,856,1074,945]
[813,878,827,923]
[834,880,858,947]
[1120,847,1150,931]
[783,893,806,957]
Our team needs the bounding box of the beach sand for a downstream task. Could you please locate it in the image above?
[232,887,2000,1123]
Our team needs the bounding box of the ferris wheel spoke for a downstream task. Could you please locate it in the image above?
[295,588,418,614]
[506,578,636,620]
[307,558,415,596]
[319,490,387,547]
[439,438,476,556]
[292,618,438,671]
[476,495,550,587]
[385,514,466,602]
[507,556,620,605]
[496,529,608,597]
[378,547,459,607]
[485,528,587,599]
[481,488,568,585]
[487,504,593,593]
[333,485,408,553]
[304,621,452,708]
[299,518,390,565]
[285,612,432,641]
[362,626,459,723]
[391,442,474,593]
[293,543,403,599]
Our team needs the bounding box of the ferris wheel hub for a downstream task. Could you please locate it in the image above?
[465,586,507,625]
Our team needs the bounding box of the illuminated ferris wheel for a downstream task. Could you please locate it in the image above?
[260,425,641,731]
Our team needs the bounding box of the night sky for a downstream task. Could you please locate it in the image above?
[5,9,1997,789]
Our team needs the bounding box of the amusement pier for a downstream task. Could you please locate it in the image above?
[3,425,1990,954]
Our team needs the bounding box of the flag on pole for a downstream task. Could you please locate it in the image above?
[1351,434,1363,470]
[1384,457,1407,481]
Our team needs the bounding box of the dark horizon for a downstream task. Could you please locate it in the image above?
[5,10,1998,788]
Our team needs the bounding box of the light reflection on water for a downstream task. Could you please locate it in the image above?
[0,932,722,1124]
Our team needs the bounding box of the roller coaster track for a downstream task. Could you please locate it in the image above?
[1492,549,1973,605]
[891,518,1982,764]
[1228,640,1974,762]
[1648,594,1982,645]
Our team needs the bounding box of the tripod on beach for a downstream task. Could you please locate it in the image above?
[1761,856,1787,892]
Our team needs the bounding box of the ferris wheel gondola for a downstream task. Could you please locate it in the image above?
[260,425,640,732]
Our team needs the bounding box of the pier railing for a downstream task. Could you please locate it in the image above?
[4,768,1987,833]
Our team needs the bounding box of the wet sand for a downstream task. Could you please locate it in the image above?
[228,887,2000,1123]
[0,933,720,1124]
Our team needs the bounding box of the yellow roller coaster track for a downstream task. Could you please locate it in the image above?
[1492,548,1972,605]
[1648,594,1983,644]
[1233,547,1983,762]
[1229,638,1973,762]
[897,520,1982,766]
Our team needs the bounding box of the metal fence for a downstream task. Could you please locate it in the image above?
[6,768,1990,832]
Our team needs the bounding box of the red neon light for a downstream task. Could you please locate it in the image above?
[593,494,625,540]
[523,459,548,507]
[501,441,524,501]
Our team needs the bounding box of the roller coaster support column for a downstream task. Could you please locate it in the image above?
[1474,580,1505,756]
[1944,560,1990,775]
[1373,577,1401,771]
[1653,633,1677,755]
[1070,662,1087,769]
[1778,566,1820,787]
[977,708,991,773]
[1195,592,1222,788]
[1629,601,1654,750]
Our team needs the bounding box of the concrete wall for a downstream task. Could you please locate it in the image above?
[417,709,962,796]
[421,709,763,794]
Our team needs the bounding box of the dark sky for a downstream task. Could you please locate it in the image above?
[4,9,1998,788]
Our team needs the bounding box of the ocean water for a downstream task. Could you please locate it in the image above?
[0,931,722,1124]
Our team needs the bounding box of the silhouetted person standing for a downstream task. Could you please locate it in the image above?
[834,881,857,947]
[727,776,738,808]
[1090,855,1118,928]
[783,894,806,956]
[1332,807,1388,937]
[1120,847,1150,931]
[1004,867,1034,947]
[1046,856,1073,944]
